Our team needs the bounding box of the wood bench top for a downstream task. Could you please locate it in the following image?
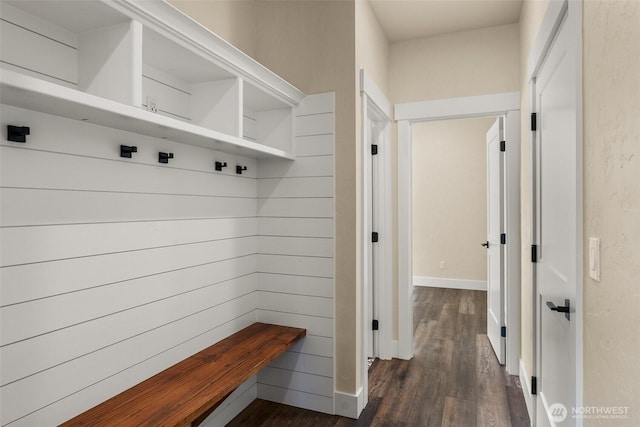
[60,322,306,427]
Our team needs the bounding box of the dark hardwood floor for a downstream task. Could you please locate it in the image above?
[227,287,530,426]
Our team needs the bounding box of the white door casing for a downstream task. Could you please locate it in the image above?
[395,92,521,373]
[360,68,392,417]
[532,1,582,425]
[486,117,505,364]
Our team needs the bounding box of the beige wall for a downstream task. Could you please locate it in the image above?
[389,23,520,103]
[169,0,257,58]
[518,0,550,386]
[583,1,640,423]
[412,117,493,281]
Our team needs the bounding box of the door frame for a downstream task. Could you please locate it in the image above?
[360,68,393,411]
[395,92,521,375]
[528,0,583,424]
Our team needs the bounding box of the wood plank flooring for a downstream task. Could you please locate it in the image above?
[227,287,530,426]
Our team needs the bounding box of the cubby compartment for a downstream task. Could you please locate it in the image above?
[0,0,139,106]
[243,80,293,153]
[141,27,242,137]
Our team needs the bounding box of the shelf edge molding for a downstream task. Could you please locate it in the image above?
[0,70,296,160]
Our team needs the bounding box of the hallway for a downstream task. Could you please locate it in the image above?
[228,287,529,426]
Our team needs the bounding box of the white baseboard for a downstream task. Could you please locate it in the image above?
[391,340,399,358]
[519,359,534,426]
[413,276,487,291]
[334,387,364,419]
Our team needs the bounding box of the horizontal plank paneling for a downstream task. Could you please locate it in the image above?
[257,177,333,198]
[0,105,258,178]
[1,258,257,348]
[256,92,335,414]
[294,134,334,157]
[257,384,334,415]
[258,254,333,278]
[258,218,333,238]
[257,273,333,298]
[256,310,333,339]
[257,198,333,218]
[2,273,257,386]
[0,146,256,198]
[286,335,333,359]
[257,156,333,178]
[1,293,258,425]
[269,351,333,378]
[4,313,256,427]
[0,188,256,226]
[257,292,332,319]
[295,92,334,117]
[1,217,256,267]
[258,236,333,257]
[258,367,332,397]
[1,101,262,425]
[294,113,333,137]
[1,247,256,307]
[0,17,78,85]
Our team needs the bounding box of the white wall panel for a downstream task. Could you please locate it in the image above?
[257,273,333,298]
[258,236,333,257]
[1,217,256,267]
[258,367,333,397]
[258,217,333,238]
[0,188,256,226]
[4,312,256,427]
[257,177,333,198]
[256,92,335,414]
[0,105,260,425]
[257,198,333,218]
[294,134,334,157]
[257,292,332,319]
[257,384,334,414]
[258,254,333,278]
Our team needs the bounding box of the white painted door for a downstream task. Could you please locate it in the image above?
[486,117,505,364]
[366,117,377,359]
[535,10,578,426]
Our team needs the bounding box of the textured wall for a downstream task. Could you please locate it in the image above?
[583,1,640,424]
[389,23,520,103]
[168,0,257,58]
[412,117,494,281]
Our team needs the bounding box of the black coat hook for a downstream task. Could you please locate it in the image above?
[159,152,174,163]
[236,165,247,175]
[215,161,228,171]
[120,145,138,158]
[7,125,30,143]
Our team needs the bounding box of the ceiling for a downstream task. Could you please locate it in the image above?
[368,0,524,43]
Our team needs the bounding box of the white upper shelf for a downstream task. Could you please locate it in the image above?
[0,0,305,160]
[1,70,295,160]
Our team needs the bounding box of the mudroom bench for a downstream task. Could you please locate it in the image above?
[60,323,306,427]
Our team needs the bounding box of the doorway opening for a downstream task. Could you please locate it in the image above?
[395,92,521,376]
[411,115,502,361]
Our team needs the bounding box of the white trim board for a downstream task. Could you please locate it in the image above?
[334,388,365,419]
[395,92,520,122]
[519,359,535,427]
[414,276,487,291]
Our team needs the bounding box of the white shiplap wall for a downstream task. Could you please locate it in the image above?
[254,93,335,415]
[0,105,259,426]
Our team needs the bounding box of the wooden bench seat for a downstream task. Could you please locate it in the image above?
[60,323,306,427]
